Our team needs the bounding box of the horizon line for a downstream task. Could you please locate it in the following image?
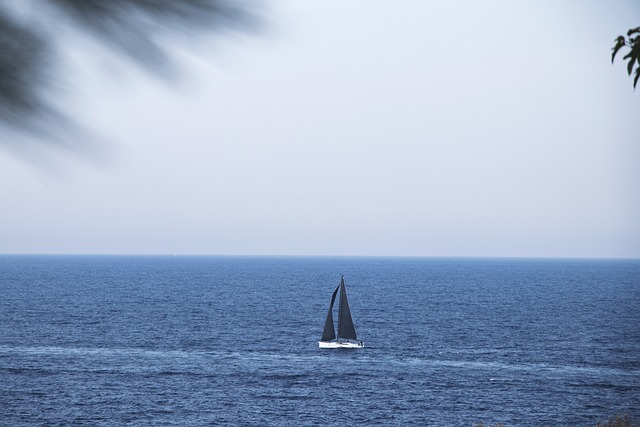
[1,253,639,261]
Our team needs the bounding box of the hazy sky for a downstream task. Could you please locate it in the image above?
[1,0,639,257]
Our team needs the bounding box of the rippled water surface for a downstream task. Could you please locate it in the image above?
[1,256,639,426]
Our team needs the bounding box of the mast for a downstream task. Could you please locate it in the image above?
[337,276,358,341]
[320,285,340,342]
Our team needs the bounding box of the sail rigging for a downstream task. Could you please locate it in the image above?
[319,276,363,348]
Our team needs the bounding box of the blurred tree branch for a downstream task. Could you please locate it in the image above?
[612,26,640,90]
[0,8,52,133]
[0,0,261,141]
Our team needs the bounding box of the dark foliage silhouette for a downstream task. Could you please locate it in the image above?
[612,27,640,89]
[0,0,260,140]
[595,414,637,427]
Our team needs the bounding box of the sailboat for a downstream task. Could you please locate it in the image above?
[318,276,364,348]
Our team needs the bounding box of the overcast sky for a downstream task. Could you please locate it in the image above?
[1,0,639,257]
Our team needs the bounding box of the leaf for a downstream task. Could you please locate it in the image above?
[627,27,640,37]
[628,56,636,75]
[612,36,626,63]
[634,67,640,89]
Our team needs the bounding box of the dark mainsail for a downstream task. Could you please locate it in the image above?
[320,285,340,342]
[320,276,361,346]
[337,276,358,340]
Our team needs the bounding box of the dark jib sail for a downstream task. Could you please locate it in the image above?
[320,285,340,342]
[337,276,358,340]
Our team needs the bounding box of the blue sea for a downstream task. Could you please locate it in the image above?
[1,256,639,426]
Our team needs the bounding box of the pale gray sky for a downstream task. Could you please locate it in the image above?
[1,0,639,257]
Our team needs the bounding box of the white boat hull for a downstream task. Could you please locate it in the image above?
[318,340,364,349]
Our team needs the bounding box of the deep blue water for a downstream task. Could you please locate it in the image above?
[1,256,639,426]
